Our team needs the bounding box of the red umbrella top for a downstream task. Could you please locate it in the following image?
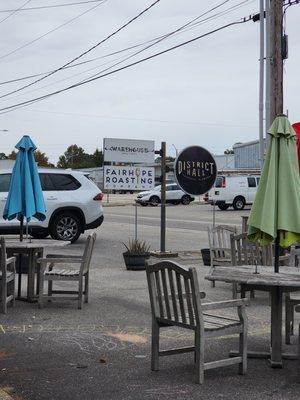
[292,123,300,169]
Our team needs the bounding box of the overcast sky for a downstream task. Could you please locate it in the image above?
[1,0,300,163]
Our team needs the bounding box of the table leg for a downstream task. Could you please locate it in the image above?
[270,286,283,368]
[27,250,35,302]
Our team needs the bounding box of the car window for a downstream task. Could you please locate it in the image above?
[215,177,224,188]
[172,184,181,190]
[39,173,55,191]
[0,174,11,192]
[166,186,174,191]
[49,174,81,191]
[247,177,256,188]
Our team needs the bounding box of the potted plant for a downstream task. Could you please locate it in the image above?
[123,238,151,270]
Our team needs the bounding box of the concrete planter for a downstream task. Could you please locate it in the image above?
[123,252,150,271]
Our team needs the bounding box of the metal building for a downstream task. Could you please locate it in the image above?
[233,139,266,169]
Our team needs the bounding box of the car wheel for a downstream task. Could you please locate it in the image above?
[217,204,230,211]
[30,232,49,239]
[233,196,246,210]
[181,195,191,205]
[50,212,82,243]
[149,196,160,206]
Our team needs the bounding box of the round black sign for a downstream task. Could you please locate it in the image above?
[175,146,217,195]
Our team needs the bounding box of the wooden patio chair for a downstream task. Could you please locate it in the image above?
[207,224,238,287]
[285,248,300,344]
[146,260,248,384]
[38,233,96,309]
[230,233,272,299]
[0,237,16,314]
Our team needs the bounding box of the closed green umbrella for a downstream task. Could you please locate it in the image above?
[247,115,300,272]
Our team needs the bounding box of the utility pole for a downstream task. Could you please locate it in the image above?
[269,0,284,121]
[259,0,265,168]
[265,0,271,140]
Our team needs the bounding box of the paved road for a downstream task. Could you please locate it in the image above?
[1,205,300,400]
[103,203,250,251]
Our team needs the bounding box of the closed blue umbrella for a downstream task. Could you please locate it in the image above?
[3,135,46,241]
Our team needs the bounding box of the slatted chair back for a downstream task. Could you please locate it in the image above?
[80,233,97,275]
[230,232,268,266]
[146,261,202,330]
[0,237,7,282]
[207,225,238,264]
[207,225,237,249]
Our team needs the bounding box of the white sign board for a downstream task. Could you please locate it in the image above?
[104,166,155,190]
[103,138,155,163]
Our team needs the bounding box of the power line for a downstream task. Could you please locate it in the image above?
[0,0,108,61]
[0,1,107,13]
[1,0,234,99]
[0,0,235,87]
[0,0,32,24]
[0,0,251,98]
[0,0,161,98]
[0,17,252,114]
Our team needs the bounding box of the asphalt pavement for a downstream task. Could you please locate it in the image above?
[0,203,300,400]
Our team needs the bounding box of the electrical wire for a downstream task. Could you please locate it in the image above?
[0,0,235,87]
[0,0,108,61]
[0,17,252,114]
[0,0,31,24]
[0,0,161,99]
[0,0,234,99]
[0,0,252,98]
[0,1,108,13]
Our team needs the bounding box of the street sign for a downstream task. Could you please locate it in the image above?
[175,146,217,195]
[104,166,155,190]
[103,138,155,163]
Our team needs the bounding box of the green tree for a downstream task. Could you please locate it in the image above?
[92,148,103,167]
[57,145,98,169]
[7,150,17,160]
[35,150,54,167]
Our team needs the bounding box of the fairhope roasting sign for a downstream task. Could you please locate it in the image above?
[104,166,155,190]
[103,138,155,163]
[175,146,217,195]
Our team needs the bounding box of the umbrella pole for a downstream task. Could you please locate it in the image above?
[20,216,24,242]
[274,236,280,273]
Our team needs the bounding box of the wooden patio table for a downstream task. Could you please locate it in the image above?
[5,239,70,302]
[205,265,300,368]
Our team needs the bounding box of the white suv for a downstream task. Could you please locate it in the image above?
[135,183,195,206]
[0,168,104,242]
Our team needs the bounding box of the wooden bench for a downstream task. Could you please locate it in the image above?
[146,260,248,384]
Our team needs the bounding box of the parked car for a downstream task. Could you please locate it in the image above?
[0,168,104,243]
[206,174,260,210]
[135,183,195,206]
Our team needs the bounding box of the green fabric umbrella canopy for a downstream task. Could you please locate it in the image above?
[248,116,300,248]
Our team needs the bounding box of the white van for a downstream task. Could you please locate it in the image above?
[206,175,260,210]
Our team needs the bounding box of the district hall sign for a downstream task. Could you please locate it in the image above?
[175,146,217,195]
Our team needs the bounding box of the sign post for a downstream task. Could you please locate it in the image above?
[160,142,166,253]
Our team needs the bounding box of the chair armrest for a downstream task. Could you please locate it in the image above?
[295,305,300,313]
[201,298,249,311]
[210,247,231,252]
[38,257,83,264]
[46,253,82,259]
[6,256,16,273]
[166,292,205,301]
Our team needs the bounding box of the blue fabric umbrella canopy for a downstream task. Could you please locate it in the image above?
[3,135,46,239]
